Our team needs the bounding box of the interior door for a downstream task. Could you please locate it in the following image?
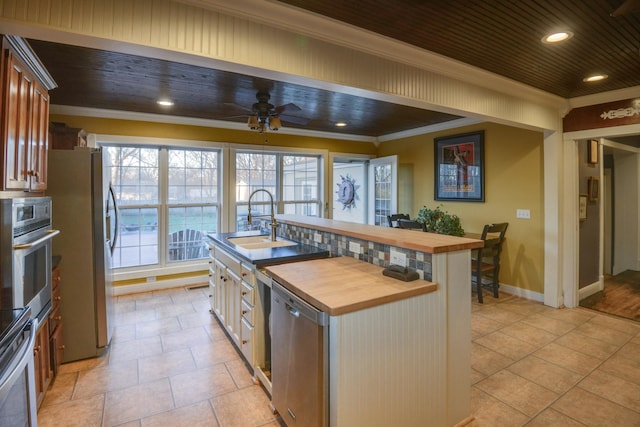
[368,155,398,226]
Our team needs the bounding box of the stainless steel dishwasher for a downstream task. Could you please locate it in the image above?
[271,280,328,426]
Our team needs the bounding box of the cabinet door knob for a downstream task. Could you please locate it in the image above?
[242,310,248,315]
[242,272,247,277]
[54,296,62,301]
[242,340,248,345]
[241,291,247,296]
[54,315,62,321]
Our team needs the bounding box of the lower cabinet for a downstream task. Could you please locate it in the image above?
[33,320,51,408]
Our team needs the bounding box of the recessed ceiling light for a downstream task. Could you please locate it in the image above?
[541,31,573,44]
[157,99,174,106]
[583,74,608,82]
[335,122,347,127]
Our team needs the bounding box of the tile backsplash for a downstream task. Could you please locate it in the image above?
[280,224,432,281]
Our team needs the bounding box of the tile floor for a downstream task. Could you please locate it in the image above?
[37,286,640,426]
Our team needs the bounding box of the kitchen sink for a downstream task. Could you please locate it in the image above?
[228,235,298,250]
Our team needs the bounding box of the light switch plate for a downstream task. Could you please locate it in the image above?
[349,241,361,254]
[390,249,407,267]
[516,209,531,219]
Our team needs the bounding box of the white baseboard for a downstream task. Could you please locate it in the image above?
[578,279,603,301]
[113,274,208,296]
[499,283,545,303]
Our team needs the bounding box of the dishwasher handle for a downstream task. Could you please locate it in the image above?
[286,303,300,318]
[272,281,327,326]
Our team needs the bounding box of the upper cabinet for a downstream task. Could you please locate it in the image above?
[0,35,56,192]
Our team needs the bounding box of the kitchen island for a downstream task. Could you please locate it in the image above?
[271,215,481,426]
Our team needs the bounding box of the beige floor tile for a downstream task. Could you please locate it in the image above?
[616,340,640,362]
[498,321,558,347]
[471,342,515,376]
[524,408,587,426]
[474,306,526,325]
[468,387,529,427]
[225,358,257,388]
[475,370,558,417]
[113,324,137,343]
[471,368,486,385]
[109,336,163,363]
[544,307,595,326]
[114,421,141,427]
[579,369,640,413]
[507,355,582,394]
[170,287,208,304]
[598,352,640,386]
[533,342,602,376]
[552,387,640,426]
[170,363,238,408]
[211,386,277,427]
[178,309,218,329]
[57,351,110,375]
[116,308,157,327]
[135,316,181,339]
[138,348,197,384]
[474,331,538,360]
[521,313,578,335]
[554,330,621,360]
[134,294,174,310]
[203,322,230,342]
[74,359,139,399]
[161,325,211,352]
[470,314,504,339]
[103,378,175,426]
[41,372,78,407]
[155,302,197,320]
[190,338,242,369]
[572,321,634,346]
[141,400,219,427]
[587,313,640,336]
[497,300,549,317]
[38,393,105,427]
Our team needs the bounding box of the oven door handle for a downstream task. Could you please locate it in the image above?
[13,229,61,250]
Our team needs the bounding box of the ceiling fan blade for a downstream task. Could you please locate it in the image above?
[279,114,310,125]
[611,0,640,16]
[275,103,302,115]
[223,102,253,113]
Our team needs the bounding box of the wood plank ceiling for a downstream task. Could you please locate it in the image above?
[27,0,640,138]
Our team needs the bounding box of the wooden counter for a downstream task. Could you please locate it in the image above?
[276,214,483,254]
[265,256,438,316]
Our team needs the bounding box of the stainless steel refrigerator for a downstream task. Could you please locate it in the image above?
[47,148,119,362]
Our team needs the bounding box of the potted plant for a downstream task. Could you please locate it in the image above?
[415,205,465,237]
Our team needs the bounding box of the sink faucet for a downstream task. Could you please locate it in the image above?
[247,189,278,241]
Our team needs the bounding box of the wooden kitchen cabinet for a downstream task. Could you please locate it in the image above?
[49,264,65,375]
[33,319,51,409]
[0,35,56,192]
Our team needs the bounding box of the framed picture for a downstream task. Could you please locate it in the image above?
[588,176,599,201]
[588,139,599,164]
[434,131,484,201]
[579,194,588,220]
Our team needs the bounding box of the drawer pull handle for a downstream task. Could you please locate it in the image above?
[242,310,248,315]
[241,291,247,296]
[54,316,62,321]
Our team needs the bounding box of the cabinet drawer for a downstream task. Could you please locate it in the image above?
[49,303,62,333]
[52,280,62,306]
[240,280,254,305]
[215,247,242,276]
[240,263,255,285]
[240,317,254,364]
[241,298,254,325]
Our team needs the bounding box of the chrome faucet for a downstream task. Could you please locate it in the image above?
[247,189,278,241]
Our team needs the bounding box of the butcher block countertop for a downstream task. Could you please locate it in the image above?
[276,215,483,254]
[265,256,438,316]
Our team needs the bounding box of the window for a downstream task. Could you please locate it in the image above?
[235,151,321,230]
[103,145,220,269]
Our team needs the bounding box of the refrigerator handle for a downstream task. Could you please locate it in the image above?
[108,184,119,254]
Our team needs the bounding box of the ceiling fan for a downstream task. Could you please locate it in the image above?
[225,91,310,133]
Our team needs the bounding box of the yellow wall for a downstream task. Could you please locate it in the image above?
[50,114,378,155]
[377,122,545,294]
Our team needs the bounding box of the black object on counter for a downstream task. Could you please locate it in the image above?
[382,264,419,282]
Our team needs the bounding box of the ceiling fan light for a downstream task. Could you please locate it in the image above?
[542,31,573,44]
[247,115,259,129]
[269,117,282,131]
[583,74,608,82]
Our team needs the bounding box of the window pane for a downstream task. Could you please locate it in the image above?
[168,206,217,261]
[105,146,159,206]
[168,148,219,204]
[236,152,277,201]
[113,207,159,267]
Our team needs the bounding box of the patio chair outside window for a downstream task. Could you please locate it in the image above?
[168,229,204,261]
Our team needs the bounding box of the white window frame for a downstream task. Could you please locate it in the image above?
[93,134,225,281]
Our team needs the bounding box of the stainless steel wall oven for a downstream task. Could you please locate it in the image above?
[0,197,59,323]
